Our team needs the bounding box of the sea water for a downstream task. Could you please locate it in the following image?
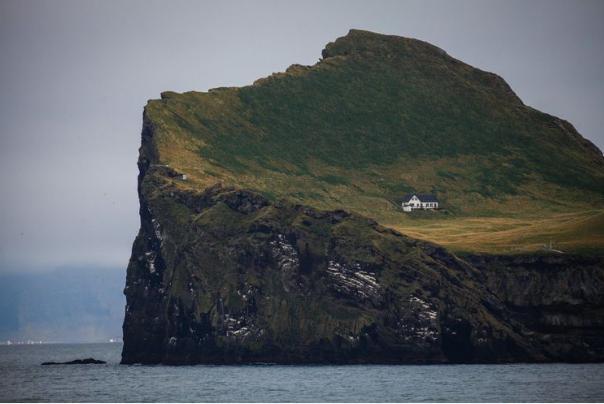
[1,343,603,402]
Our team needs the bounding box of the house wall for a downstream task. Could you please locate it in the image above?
[401,196,439,211]
[420,202,438,209]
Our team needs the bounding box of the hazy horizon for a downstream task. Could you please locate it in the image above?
[0,266,124,343]
[1,0,603,273]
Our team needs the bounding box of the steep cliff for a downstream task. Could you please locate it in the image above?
[467,254,604,362]
[121,137,603,363]
[122,30,604,364]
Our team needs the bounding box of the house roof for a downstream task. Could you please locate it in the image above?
[401,193,439,203]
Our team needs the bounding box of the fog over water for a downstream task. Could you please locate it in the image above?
[1,0,603,273]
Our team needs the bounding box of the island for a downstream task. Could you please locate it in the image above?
[121,29,604,365]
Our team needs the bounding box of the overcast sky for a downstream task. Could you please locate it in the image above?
[1,0,603,273]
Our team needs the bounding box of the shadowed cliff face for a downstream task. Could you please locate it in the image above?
[122,30,604,364]
[122,163,524,364]
[121,129,603,363]
[467,254,604,362]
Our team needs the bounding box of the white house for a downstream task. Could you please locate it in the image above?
[401,194,439,212]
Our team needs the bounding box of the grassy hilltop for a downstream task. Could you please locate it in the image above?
[122,29,604,366]
[143,29,604,254]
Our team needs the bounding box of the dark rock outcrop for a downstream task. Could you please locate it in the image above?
[466,254,604,362]
[121,142,604,364]
[42,358,106,365]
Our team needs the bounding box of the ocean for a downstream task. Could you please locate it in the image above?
[0,343,603,402]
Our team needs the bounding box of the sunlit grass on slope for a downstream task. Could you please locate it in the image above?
[391,210,604,255]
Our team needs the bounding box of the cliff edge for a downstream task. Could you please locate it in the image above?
[122,30,604,364]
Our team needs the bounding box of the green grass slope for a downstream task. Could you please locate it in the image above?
[143,29,604,254]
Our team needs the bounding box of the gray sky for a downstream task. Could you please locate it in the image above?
[1,0,603,273]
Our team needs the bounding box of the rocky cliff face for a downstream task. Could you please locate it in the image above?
[121,122,604,363]
[121,30,604,364]
[467,254,604,362]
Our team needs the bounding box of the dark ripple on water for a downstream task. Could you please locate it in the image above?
[0,343,603,402]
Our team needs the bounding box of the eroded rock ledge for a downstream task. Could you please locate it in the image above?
[121,171,604,364]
